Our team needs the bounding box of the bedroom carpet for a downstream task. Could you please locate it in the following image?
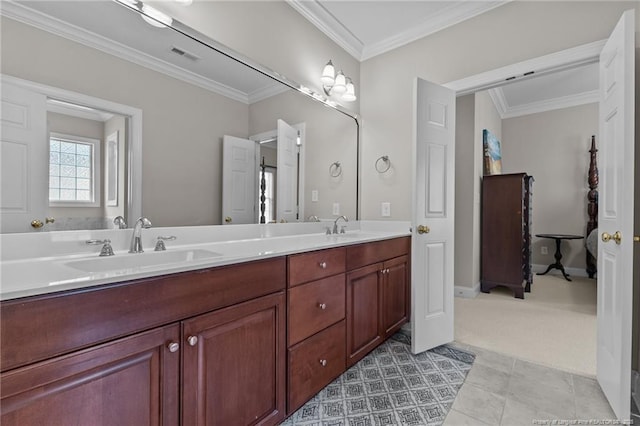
[280,333,475,425]
[455,274,597,376]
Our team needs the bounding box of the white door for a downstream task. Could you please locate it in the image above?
[411,78,456,354]
[596,10,635,420]
[276,119,298,223]
[221,135,257,225]
[0,80,48,233]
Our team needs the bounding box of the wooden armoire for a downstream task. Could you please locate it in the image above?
[481,173,534,299]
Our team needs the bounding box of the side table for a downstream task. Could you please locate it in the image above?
[536,234,584,281]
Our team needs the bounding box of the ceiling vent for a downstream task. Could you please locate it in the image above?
[170,46,200,61]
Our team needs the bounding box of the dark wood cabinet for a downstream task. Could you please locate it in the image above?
[346,263,383,367]
[182,292,286,426]
[1,258,287,426]
[346,255,410,367]
[286,248,346,414]
[345,238,410,368]
[288,320,346,413]
[381,255,410,338]
[1,324,180,425]
[481,173,534,299]
[1,237,411,425]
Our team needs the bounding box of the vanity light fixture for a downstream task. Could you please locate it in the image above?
[321,60,356,102]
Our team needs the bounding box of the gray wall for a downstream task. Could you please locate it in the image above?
[502,103,598,270]
[359,1,637,221]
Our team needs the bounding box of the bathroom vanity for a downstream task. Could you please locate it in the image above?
[0,227,410,425]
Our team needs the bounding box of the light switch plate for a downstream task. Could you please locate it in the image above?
[381,202,391,217]
[332,203,340,215]
[311,190,318,202]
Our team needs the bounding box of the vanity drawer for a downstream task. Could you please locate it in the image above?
[288,320,346,413]
[288,274,345,346]
[346,237,410,270]
[288,247,346,287]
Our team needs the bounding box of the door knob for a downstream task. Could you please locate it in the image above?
[31,219,43,229]
[45,217,55,224]
[602,231,622,245]
[634,236,640,242]
[224,216,232,223]
[417,225,430,234]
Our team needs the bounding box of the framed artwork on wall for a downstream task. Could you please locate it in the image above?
[483,129,502,175]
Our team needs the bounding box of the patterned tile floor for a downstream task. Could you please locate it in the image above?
[281,333,475,426]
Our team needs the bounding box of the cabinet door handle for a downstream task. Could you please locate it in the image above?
[167,342,180,353]
[187,336,198,346]
[319,261,327,269]
[318,303,327,310]
[319,359,327,367]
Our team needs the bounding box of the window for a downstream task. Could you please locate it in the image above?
[49,133,101,207]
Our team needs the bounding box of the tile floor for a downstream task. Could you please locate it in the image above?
[443,343,616,425]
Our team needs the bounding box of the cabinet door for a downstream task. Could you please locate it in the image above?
[1,324,180,426]
[381,255,410,338]
[346,263,382,367]
[182,291,286,426]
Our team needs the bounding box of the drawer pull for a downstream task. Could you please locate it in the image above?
[318,303,327,310]
[187,336,198,346]
[319,261,327,269]
[319,359,327,367]
[167,342,180,353]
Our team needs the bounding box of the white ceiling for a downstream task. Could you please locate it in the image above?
[288,0,600,117]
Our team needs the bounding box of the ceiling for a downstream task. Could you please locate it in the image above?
[288,0,600,118]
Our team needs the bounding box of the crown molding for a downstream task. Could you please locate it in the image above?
[0,1,253,104]
[248,83,290,104]
[499,90,599,119]
[445,39,606,96]
[361,1,507,61]
[487,88,508,118]
[287,1,508,62]
[286,0,363,60]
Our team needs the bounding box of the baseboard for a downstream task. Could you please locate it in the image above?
[455,282,481,298]
[632,370,640,416]
[532,264,592,279]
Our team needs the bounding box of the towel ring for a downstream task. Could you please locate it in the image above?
[375,155,391,173]
[329,161,342,177]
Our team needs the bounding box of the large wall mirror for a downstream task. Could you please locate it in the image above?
[0,0,358,233]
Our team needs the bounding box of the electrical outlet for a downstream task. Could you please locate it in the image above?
[332,202,340,215]
[311,190,318,202]
[381,202,391,217]
[541,246,548,255]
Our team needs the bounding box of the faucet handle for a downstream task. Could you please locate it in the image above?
[325,226,332,235]
[86,239,114,257]
[155,235,177,251]
[340,225,347,234]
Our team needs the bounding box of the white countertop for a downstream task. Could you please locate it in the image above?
[0,221,411,301]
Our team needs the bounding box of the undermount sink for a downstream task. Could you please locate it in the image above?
[65,249,222,273]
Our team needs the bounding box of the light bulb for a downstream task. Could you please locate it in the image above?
[341,79,356,102]
[320,60,335,86]
[332,71,347,95]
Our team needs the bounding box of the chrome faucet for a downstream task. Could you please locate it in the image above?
[332,215,348,234]
[129,217,152,253]
[113,215,127,229]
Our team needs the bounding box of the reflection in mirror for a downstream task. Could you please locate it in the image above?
[0,0,358,232]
